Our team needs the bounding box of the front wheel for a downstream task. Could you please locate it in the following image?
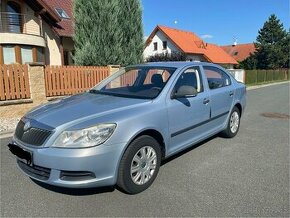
[221,107,241,138]
[117,135,161,194]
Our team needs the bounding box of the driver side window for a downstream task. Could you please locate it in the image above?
[173,67,204,94]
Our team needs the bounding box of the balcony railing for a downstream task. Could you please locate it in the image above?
[0,12,42,36]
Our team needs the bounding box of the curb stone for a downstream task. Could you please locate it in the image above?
[246,80,289,90]
[0,130,14,139]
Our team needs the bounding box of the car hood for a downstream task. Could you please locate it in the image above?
[26,92,150,128]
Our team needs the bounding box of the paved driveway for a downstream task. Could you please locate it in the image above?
[0,83,289,217]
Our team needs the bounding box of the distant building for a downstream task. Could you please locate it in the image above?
[0,0,74,65]
[144,25,238,68]
[221,43,256,62]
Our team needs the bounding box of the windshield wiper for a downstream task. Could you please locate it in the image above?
[89,89,99,94]
[89,89,113,97]
[89,89,153,99]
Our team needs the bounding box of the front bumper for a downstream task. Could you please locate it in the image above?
[9,138,126,188]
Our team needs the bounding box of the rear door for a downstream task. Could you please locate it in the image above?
[203,66,235,128]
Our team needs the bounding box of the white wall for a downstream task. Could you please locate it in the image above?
[43,21,62,65]
[227,69,245,83]
[144,31,208,63]
[143,30,179,59]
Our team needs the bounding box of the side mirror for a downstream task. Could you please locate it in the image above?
[172,85,198,99]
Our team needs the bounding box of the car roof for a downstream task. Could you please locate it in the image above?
[129,61,219,69]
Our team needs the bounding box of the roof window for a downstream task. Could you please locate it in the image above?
[55,8,70,19]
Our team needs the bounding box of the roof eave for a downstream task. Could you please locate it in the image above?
[36,0,61,22]
[25,0,61,23]
[145,25,186,53]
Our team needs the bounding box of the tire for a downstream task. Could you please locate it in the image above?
[117,135,161,194]
[221,106,241,138]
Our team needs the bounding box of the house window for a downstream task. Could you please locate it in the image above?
[153,42,157,51]
[36,47,44,62]
[0,45,44,64]
[7,1,22,33]
[162,41,167,50]
[3,45,16,64]
[55,8,70,19]
[21,46,33,64]
[234,51,239,56]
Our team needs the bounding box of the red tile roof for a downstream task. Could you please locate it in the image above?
[41,0,74,37]
[203,43,239,64]
[221,43,256,62]
[146,25,238,65]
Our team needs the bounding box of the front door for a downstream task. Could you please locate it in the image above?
[166,66,211,155]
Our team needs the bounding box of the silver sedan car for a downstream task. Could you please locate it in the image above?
[8,62,246,194]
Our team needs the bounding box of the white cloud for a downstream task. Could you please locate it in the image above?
[201,34,214,39]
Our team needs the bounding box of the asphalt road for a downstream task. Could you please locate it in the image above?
[0,83,289,217]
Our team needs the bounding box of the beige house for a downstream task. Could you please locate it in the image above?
[0,0,74,65]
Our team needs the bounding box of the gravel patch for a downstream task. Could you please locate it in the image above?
[0,118,20,132]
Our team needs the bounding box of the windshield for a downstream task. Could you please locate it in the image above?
[92,66,177,99]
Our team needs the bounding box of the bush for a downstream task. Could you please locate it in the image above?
[146,52,186,62]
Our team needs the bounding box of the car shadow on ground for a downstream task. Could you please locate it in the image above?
[161,134,217,166]
[32,134,219,196]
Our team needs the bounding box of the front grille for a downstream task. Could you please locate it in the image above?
[17,160,51,180]
[15,120,52,146]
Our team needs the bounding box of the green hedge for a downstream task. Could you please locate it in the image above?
[245,69,289,84]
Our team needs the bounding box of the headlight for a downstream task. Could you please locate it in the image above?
[51,123,116,148]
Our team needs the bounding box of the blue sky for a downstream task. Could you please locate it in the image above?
[141,0,289,45]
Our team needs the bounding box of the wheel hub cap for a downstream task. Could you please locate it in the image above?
[130,146,157,185]
[230,111,240,133]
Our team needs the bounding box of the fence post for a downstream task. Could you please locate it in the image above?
[108,65,120,76]
[28,64,47,104]
[255,70,258,84]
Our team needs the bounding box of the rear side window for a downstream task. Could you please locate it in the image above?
[204,66,231,89]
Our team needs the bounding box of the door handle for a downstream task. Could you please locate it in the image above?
[229,91,234,97]
[203,98,210,104]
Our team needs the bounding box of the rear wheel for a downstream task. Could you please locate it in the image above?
[221,106,241,138]
[117,135,161,194]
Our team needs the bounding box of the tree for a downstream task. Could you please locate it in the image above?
[73,0,144,66]
[239,55,257,70]
[254,14,289,69]
[118,0,144,65]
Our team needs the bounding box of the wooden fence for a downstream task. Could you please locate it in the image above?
[245,69,289,84]
[44,66,110,97]
[0,65,30,101]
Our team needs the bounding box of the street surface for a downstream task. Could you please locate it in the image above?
[0,83,289,217]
